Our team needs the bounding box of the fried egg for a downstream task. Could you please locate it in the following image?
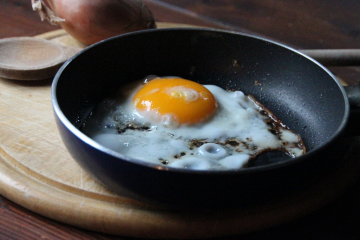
[81,76,305,170]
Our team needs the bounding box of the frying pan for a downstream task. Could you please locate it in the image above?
[52,28,360,209]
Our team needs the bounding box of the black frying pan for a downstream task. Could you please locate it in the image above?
[52,28,360,209]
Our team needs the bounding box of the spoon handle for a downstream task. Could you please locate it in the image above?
[300,49,360,66]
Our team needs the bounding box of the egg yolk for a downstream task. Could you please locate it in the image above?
[133,77,217,126]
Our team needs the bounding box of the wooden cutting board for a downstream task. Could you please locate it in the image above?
[0,23,359,239]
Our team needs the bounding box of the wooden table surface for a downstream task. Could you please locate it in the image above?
[1,0,360,239]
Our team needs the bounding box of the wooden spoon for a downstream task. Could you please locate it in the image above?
[0,37,81,80]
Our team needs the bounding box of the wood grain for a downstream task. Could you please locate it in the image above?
[151,0,360,49]
[0,0,60,38]
[144,0,360,85]
[0,37,80,80]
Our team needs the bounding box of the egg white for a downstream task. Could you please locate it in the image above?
[81,79,305,170]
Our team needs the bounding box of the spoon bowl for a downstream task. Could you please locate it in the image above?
[0,37,80,80]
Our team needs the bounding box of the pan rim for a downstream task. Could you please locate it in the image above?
[51,27,350,175]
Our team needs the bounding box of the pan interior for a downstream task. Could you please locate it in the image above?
[55,29,347,168]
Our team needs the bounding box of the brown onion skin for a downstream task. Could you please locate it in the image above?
[44,0,156,45]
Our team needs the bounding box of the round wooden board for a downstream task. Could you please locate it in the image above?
[0,23,359,239]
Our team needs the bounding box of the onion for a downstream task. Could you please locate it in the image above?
[31,0,156,45]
